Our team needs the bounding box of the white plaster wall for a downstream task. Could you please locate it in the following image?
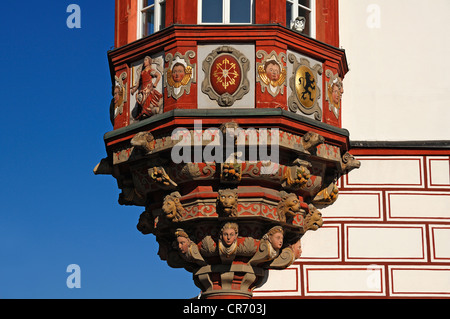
[339,0,450,141]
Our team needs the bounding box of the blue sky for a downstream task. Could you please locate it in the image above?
[0,1,199,298]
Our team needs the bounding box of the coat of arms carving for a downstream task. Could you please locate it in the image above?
[288,54,323,120]
[201,46,250,107]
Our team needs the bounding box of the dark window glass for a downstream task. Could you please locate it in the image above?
[202,0,223,23]
[230,0,251,23]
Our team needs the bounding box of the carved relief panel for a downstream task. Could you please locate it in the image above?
[198,44,255,108]
[256,50,287,97]
[287,51,323,120]
[129,53,164,123]
[164,51,196,100]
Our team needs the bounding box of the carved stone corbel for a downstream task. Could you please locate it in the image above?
[248,226,284,266]
[131,131,155,154]
[216,189,238,217]
[218,222,239,264]
[148,166,178,189]
[304,204,324,231]
[93,157,113,175]
[277,192,305,223]
[162,192,185,222]
[301,131,325,154]
[312,182,339,208]
[174,228,207,266]
[282,160,312,190]
[136,210,154,235]
[341,152,361,174]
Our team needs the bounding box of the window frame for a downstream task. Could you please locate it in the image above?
[198,0,255,25]
[286,0,316,38]
[137,0,166,39]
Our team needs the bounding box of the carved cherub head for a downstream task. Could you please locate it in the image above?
[277,193,303,223]
[220,222,239,247]
[305,204,324,231]
[217,189,238,217]
[162,192,185,222]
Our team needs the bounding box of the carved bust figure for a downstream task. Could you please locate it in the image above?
[217,189,238,217]
[174,228,207,266]
[262,226,284,259]
[277,193,303,223]
[218,222,239,261]
[175,228,191,255]
[162,192,185,222]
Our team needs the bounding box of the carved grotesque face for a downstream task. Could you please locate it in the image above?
[285,195,301,215]
[172,64,186,83]
[177,236,190,254]
[162,198,176,216]
[306,208,324,231]
[269,231,284,250]
[218,190,238,215]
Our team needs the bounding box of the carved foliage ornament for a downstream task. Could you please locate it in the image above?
[165,51,196,100]
[256,50,287,97]
[288,54,323,120]
[202,46,250,107]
